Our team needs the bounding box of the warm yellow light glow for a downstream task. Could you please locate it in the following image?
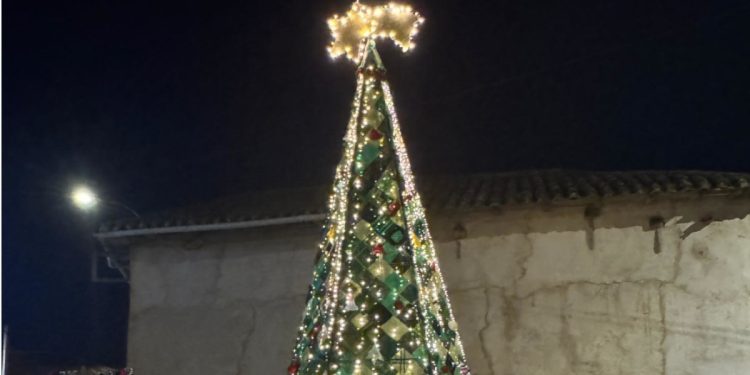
[327,2,424,62]
[70,185,98,210]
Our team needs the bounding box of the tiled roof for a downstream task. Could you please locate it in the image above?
[98,170,750,234]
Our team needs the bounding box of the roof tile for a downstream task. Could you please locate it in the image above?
[99,170,750,233]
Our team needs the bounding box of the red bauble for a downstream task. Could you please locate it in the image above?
[394,300,404,310]
[310,324,320,340]
[442,365,453,373]
[372,243,384,256]
[288,361,300,374]
[387,201,401,215]
[368,129,383,140]
[430,261,437,272]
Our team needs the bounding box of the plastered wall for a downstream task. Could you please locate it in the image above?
[127,196,750,374]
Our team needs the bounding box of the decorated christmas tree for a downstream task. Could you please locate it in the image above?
[289,3,471,374]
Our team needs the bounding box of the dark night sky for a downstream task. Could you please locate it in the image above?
[4,0,750,367]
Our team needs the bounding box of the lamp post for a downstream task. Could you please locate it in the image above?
[69,184,134,367]
[1,326,7,375]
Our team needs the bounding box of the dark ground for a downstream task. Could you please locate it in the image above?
[4,0,750,367]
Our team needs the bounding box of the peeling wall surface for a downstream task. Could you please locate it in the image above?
[126,196,750,374]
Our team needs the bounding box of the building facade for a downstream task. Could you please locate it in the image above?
[98,171,750,375]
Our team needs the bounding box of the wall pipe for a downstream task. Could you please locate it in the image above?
[94,213,326,240]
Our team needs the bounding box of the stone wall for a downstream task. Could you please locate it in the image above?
[126,195,750,374]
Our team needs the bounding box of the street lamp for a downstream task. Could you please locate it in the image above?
[70,185,99,211]
[69,184,140,218]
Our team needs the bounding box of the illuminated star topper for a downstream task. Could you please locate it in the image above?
[327,2,425,62]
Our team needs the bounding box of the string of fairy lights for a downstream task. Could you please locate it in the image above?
[327,2,425,62]
[383,80,469,369]
[294,73,366,365]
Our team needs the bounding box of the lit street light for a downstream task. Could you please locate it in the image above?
[69,184,140,218]
[71,185,99,211]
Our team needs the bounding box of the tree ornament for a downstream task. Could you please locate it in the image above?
[368,345,385,362]
[387,201,401,215]
[344,293,359,312]
[394,300,404,310]
[287,360,300,375]
[442,364,453,373]
[372,243,384,256]
[368,128,383,140]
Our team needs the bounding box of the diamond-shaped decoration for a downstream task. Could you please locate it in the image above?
[390,347,423,375]
[368,344,384,362]
[368,258,393,281]
[383,242,399,262]
[434,339,448,359]
[365,104,384,127]
[401,284,418,302]
[352,313,370,330]
[410,346,429,366]
[382,316,409,341]
[354,220,374,241]
[377,334,398,360]
[381,291,398,308]
[351,238,371,258]
[384,272,406,292]
[370,304,391,325]
[361,143,380,165]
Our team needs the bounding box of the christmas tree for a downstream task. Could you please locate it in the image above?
[289,3,471,374]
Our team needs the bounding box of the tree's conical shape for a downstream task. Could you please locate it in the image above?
[289,40,470,375]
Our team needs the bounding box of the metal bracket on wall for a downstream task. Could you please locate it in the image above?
[91,240,129,283]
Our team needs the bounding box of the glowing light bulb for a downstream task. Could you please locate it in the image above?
[70,185,98,210]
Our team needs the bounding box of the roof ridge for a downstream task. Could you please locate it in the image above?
[98,169,750,234]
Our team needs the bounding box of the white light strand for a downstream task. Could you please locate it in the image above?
[323,72,366,353]
[383,81,470,369]
[290,73,366,369]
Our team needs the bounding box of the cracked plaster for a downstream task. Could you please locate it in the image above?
[127,198,750,374]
